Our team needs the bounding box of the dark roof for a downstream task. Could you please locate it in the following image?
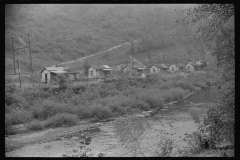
[176,63,185,67]
[165,64,172,67]
[63,72,80,74]
[150,64,169,69]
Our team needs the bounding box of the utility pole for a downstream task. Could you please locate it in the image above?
[131,41,134,66]
[16,59,21,87]
[125,56,127,66]
[11,37,16,74]
[131,41,135,76]
[27,34,33,74]
[148,51,151,66]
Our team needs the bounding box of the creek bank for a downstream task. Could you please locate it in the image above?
[6,86,212,155]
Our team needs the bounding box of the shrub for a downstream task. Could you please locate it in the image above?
[44,113,78,128]
[5,93,28,108]
[31,100,68,120]
[27,120,44,131]
[114,115,150,157]
[72,106,93,119]
[5,125,18,135]
[6,109,32,125]
[5,116,18,135]
[20,89,52,103]
[160,87,187,103]
[89,104,112,120]
[135,90,164,108]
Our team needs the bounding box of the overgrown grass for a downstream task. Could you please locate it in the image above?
[5,74,213,131]
[6,109,32,125]
[44,113,79,128]
[27,119,44,131]
[31,100,69,120]
[5,116,18,135]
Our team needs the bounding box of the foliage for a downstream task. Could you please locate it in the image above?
[156,138,174,157]
[20,89,52,104]
[83,61,90,76]
[135,89,164,108]
[6,108,32,125]
[31,100,68,120]
[53,74,67,89]
[88,104,112,120]
[44,113,78,128]
[6,4,200,72]
[114,114,150,157]
[175,4,234,60]
[5,92,28,108]
[155,122,175,157]
[27,119,44,131]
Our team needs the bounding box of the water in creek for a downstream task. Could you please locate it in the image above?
[148,87,216,118]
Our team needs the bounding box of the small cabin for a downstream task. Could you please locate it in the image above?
[168,64,178,72]
[88,65,113,79]
[122,64,146,77]
[149,65,161,74]
[40,66,67,84]
[185,63,200,71]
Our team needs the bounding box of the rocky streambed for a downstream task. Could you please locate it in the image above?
[5,88,216,157]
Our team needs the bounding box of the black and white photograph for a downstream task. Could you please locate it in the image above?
[5,4,234,157]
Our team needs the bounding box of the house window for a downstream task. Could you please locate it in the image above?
[90,71,93,76]
[153,69,155,73]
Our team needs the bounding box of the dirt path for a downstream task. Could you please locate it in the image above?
[5,110,198,157]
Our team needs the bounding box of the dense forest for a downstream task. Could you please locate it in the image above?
[5,4,215,73]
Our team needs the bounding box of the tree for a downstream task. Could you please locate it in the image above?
[54,74,67,89]
[176,4,235,150]
[175,4,234,60]
[83,61,90,77]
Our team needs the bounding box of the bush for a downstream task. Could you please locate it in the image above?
[31,100,68,120]
[5,93,28,108]
[6,109,32,125]
[44,113,78,128]
[20,89,52,104]
[5,116,18,135]
[135,90,164,108]
[27,120,44,131]
[89,104,112,120]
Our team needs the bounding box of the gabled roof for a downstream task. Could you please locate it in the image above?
[176,63,185,67]
[41,66,66,73]
[90,65,112,70]
[166,64,172,67]
[186,62,199,67]
[160,64,169,69]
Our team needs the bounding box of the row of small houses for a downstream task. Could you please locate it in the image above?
[41,60,208,83]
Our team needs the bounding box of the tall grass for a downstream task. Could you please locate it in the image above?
[27,119,44,131]
[44,113,79,128]
[6,109,32,125]
[5,73,212,131]
[31,100,69,120]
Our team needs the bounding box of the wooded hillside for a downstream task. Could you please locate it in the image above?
[5,4,215,73]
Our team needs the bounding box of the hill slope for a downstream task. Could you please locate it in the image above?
[5,4,207,73]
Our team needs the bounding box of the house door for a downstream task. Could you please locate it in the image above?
[45,74,47,83]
